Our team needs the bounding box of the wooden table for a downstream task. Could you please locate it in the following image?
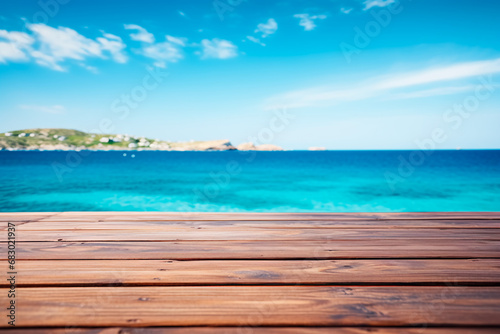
[1,212,500,333]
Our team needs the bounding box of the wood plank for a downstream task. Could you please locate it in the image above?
[20,211,500,222]
[3,259,499,286]
[6,328,500,333]
[3,286,500,327]
[4,228,500,242]
[3,240,499,260]
[0,212,59,222]
[7,219,500,231]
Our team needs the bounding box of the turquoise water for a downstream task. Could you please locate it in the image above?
[0,150,499,212]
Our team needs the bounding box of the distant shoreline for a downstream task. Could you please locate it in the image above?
[1,148,499,152]
[0,148,289,152]
[0,128,285,152]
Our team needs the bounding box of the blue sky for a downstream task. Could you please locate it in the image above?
[0,0,499,149]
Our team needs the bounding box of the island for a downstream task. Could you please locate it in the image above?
[0,129,284,151]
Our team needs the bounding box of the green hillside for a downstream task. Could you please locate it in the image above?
[0,128,166,150]
[0,128,235,151]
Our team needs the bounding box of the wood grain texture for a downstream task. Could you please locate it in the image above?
[3,228,500,242]
[6,219,500,230]
[0,212,57,222]
[5,328,500,334]
[3,212,500,331]
[3,259,499,286]
[3,286,500,327]
[3,239,499,260]
[2,211,500,222]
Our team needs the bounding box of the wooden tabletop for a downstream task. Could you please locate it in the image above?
[1,212,500,333]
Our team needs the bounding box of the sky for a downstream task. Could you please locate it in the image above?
[0,0,499,149]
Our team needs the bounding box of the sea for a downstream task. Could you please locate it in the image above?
[0,150,499,212]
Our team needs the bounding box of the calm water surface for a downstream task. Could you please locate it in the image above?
[0,150,499,212]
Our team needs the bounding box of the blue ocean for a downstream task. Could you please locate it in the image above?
[0,150,499,212]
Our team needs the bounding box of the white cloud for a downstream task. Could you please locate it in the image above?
[27,24,127,71]
[374,58,500,90]
[19,104,65,114]
[123,24,189,68]
[81,64,99,74]
[124,28,187,68]
[363,0,396,11]
[255,18,278,38]
[30,24,101,61]
[0,41,29,63]
[266,58,500,109]
[166,35,187,46]
[0,30,34,45]
[0,25,128,71]
[340,7,353,14]
[0,30,34,63]
[246,36,265,47]
[200,38,238,59]
[141,37,185,68]
[384,86,477,100]
[246,18,277,47]
[29,50,64,71]
[293,14,327,31]
[97,33,127,63]
[124,24,155,43]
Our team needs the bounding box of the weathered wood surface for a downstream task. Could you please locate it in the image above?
[6,328,500,334]
[0,212,499,331]
[3,259,499,286]
[2,239,499,260]
[2,211,500,222]
[6,286,500,327]
[4,228,500,242]
[5,219,500,229]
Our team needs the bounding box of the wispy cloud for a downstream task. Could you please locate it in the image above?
[363,0,396,11]
[2,24,129,71]
[140,36,186,68]
[166,35,186,46]
[373,58,500,90]
[340,7,353,14]
[199,38,238,59]
[246,35,265,46]
[19,104,66,114]
[97,33,127,63]
[246,18,277,47]
[124,23,187,68]
[124,24,155,43]
[81,64,98,74]
[266,58,500,109]
[255,18,278,38]
[2,24,128,71]
[27,24,127,71]
[384,86,477,100]
[0,29,34,63]
[293,14,327,31]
